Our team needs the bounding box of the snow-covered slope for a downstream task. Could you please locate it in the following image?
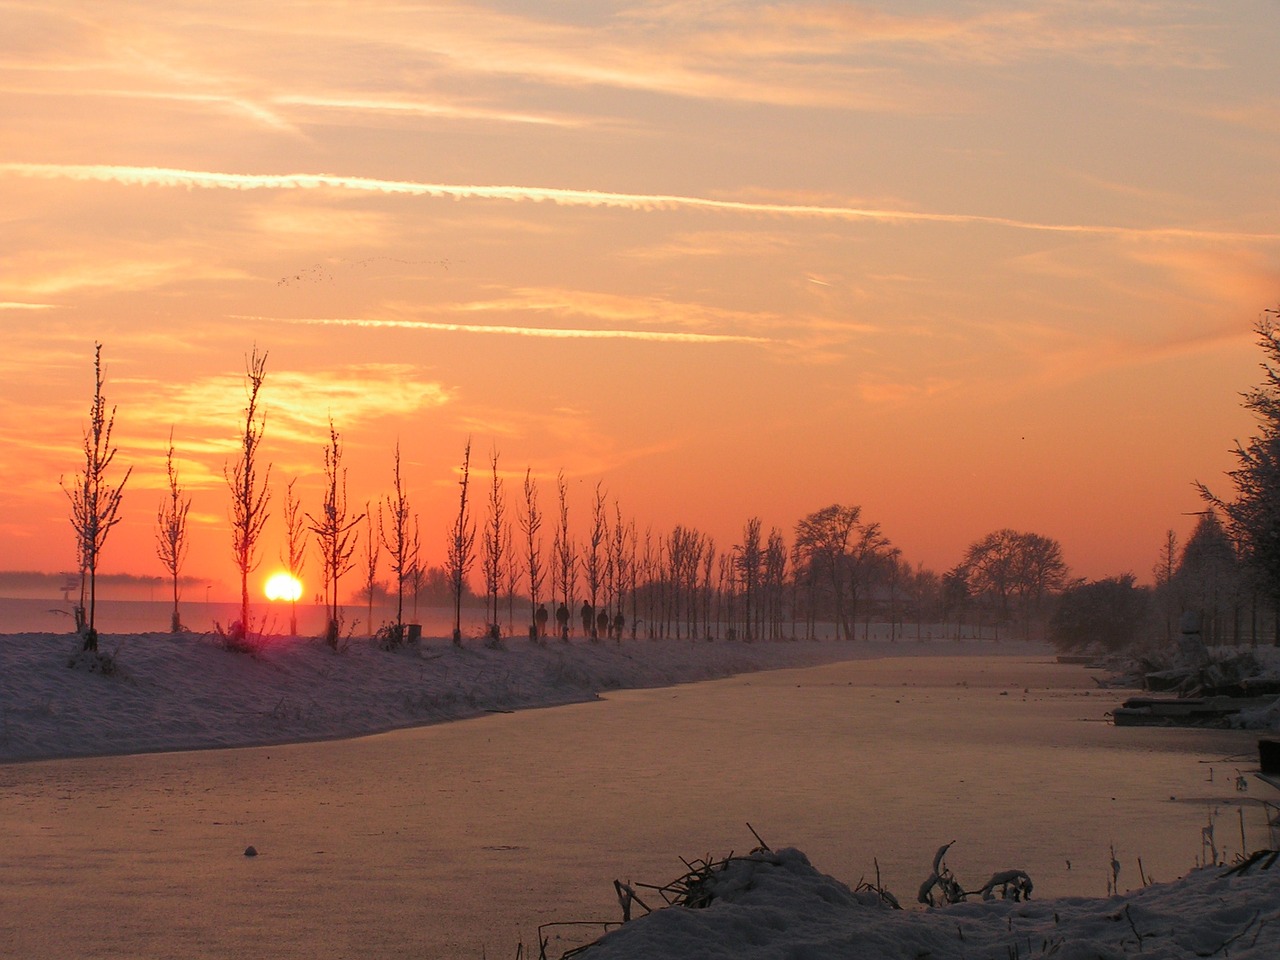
[573,847,1280,960]
[0,631,971,761]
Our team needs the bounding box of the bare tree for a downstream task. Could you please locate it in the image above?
[380,442,419,644]
[1012,532,1068,636]
[555,470,577,639]
[610,501,631,642]
[448,438,477,645]
[640,527,655,638]
[719,550,736,639]
[407,516,423,625]
[585,482,606,640]
[503,519,520,635]
[736,517,763,640]
[701,537,717,640]
[628,517,641,639]
[764,527,788,639]
[155,430,190,633]
[848,521,892,640]
[963,528,1067,640]
[307,420,364,649]
[667,525,702,639]
[793,504,881,641]
[943,564,971,640]
[281,477,307,636]
[224,347,271,646]
[521,469,545,641]
[62,342,132,651]
[602,511,617,635]
[482,450,506,641]
[362,504,381,637]
[791,539,815,640]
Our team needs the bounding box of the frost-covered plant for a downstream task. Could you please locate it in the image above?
[918,841,966,906]
[375,620,408,651]
[66,644,122,676]
[917,841,1032,906]
[214,617,267,656]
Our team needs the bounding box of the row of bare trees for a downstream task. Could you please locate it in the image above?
[471,490,1073,645]
[64,345,1081,651]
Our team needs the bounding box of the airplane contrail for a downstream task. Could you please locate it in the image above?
[4,162,1277,242]
[242,314,773,344]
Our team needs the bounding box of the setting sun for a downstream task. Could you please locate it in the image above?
[263,572,303,603]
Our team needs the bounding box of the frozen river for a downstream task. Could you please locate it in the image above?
[0,655,1268,959]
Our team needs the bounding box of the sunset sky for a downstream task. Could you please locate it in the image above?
[2,1,1278,597]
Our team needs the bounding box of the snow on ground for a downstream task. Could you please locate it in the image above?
[5,630,1279,958]
[570,847,1280,960]
[0,630,1005,762]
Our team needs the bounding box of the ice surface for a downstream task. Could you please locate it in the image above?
[0,630,1033,761]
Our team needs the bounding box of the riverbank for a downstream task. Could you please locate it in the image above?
[0,631,1043,762]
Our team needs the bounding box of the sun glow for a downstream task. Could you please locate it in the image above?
[264,572,304,603]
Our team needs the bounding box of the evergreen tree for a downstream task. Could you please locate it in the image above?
[1174,511,1240,645]
[1199,310,1280,645]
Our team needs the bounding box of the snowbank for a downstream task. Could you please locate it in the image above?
[572,847,1280,959]
[0,631,998,762]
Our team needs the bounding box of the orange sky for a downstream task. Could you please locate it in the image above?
[1,1,1278,597]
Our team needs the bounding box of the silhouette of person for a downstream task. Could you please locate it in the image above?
[555,602,570,640]
[596,609,609,640]
[581,601,593,637]
[535,602,549,639]
[613,611,625,639]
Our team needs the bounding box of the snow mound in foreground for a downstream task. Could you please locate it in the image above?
[574,848,1280,960]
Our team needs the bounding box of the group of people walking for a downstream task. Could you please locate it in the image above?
[532,601,625,640]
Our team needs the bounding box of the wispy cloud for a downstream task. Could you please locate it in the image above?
[274,94,585,129]
[3,85,299,133]
[0,1,1226,144]
[1192,98,1280,134]
[299,2,1217,110]
[124,364,452,451]
[620,230,800,261]
[449,286,784,333]
[5,163,1276,243]
[0,247,247,297]
[858,376,961,406]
